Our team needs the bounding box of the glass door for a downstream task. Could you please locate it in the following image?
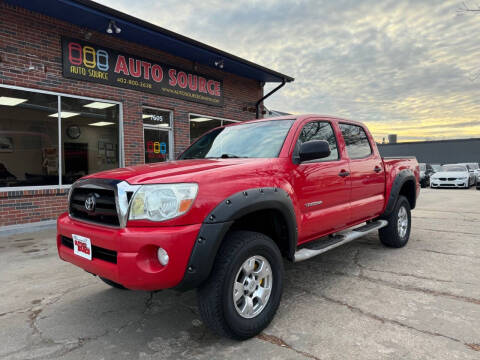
[142,107,173,163]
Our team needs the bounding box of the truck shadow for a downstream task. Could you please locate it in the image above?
[50,234,390,357]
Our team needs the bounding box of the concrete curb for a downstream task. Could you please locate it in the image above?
[0,220,56,237]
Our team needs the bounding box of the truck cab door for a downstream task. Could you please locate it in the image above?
[338,123,386,224]
[291,120,352,244]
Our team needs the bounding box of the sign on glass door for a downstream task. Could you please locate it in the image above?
[143,108,172,163]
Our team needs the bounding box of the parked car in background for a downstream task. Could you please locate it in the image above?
[419,163,434,188]
[458,163,479,184]
[465,165,478,186]
[430,164,473,188]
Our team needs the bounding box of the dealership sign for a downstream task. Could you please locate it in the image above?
[62,37,223,106]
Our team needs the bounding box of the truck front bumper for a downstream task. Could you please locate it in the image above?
[57,213,202,291]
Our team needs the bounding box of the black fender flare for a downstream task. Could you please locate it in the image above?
[175,187,297,291]
[383,170,417,217]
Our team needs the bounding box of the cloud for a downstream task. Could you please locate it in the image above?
[96,0,480,141]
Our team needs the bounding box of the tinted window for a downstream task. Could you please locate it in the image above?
[180,120,295,159]
[339,123,372,159]
[296,121,339,161]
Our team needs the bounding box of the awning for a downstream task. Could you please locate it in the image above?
[4,0,294,83]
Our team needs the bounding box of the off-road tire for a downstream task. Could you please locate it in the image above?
[379,195,411,248]
[99,277,128,290]
[197,231,284,340]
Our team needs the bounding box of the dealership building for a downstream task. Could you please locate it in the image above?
[0,0,293,227]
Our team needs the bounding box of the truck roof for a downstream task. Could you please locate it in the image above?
[227,114,364,127]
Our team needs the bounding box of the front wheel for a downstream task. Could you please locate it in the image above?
[197,231,284,340]
[379,195,411,248]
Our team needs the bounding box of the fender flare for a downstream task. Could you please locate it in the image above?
[175,187,297,291]
[383,170,417,217]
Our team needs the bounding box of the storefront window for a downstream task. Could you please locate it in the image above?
[0,88,59,187]
[189,115,237,142]
[143,108,172,163]
[61,97,119,183]
[0,86,121,188]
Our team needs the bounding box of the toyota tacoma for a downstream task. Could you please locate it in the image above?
[57,115,420,339]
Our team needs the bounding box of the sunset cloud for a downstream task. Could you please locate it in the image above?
[96,0,480,142]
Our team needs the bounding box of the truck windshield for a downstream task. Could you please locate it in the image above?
[180,119,295,159]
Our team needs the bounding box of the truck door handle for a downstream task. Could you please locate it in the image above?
[374,166,382,173]
[339,170,350,177]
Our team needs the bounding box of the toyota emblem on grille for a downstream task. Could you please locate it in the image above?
[85,194,97,212]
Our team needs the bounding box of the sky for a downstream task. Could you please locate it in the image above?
[96,0,480,142]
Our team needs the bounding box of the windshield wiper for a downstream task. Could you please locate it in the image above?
[220,153,241,158]
[206,153,246,159]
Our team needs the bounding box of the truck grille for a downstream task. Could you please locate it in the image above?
[69,185,120,226]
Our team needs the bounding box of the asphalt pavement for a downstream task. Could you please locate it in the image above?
[1,187,479,359]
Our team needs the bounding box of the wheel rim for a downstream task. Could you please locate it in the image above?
[232,255,273,319]
[397,206,408,238]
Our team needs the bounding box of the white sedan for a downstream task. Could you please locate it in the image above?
[430,164,473,189]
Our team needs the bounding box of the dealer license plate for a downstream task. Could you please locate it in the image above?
[72,234,92,260]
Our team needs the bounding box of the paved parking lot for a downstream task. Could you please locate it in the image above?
[1,188,479,360]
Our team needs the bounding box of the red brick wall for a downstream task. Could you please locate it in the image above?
[0,189,69,226]
[0,3,263,226]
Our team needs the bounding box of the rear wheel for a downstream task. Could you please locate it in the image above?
[197,231,284,340]
[99,277,128,290]
[379,195,411,248]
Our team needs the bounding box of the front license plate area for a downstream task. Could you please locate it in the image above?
[72,234,92,260]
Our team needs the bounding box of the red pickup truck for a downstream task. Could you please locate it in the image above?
[57,115,419,339]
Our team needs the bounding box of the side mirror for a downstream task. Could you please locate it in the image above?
[299,140,331,162]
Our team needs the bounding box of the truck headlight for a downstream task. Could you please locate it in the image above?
[129,183,198,221]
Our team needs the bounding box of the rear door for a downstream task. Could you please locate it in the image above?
[339,123,386,224]
[293,120,351,243]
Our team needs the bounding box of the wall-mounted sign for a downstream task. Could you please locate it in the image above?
[62,37,224,107]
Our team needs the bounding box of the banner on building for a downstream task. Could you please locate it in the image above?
[62,37,224,107]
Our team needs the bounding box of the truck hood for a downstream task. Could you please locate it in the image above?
[84,158,270,185]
